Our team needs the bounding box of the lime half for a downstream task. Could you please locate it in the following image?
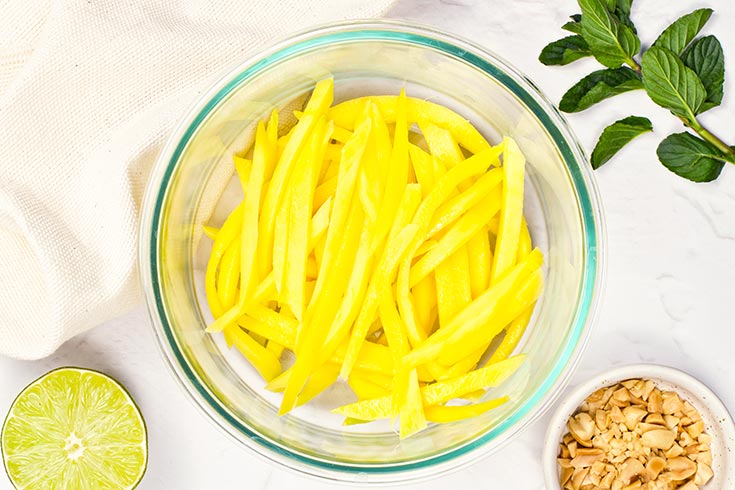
[2,367,147,489]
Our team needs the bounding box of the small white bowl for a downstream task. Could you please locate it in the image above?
[543,364,735,489]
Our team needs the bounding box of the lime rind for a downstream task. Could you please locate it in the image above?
[1,367,148,490]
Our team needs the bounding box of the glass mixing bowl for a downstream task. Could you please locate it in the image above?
[139,20,605,484]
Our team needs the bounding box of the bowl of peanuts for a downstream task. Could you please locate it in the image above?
[543,364,735,490]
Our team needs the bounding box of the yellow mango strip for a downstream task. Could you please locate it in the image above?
[331,125,353,144]
[412,274,437,336]
[402,249,542,367]
[437,352,483,380]
[333,356,524,421]
[271,187,290,296]
[371,89,409,248]
[327,95,491,154]
[357,369,393,391]
[378,292,410,372]
[216,237,241,309]
[399,370,426,438]
[490,137,526,284]
[517,218,532,262]
[230,327,282,382]
[324,143,343,164]
[424,396,509,423]
[426,168,503,240]
[282,120,331,319]
[296,363,340,407]
[408,144,435,196]
[263,110,279,183]
[434,246,472,327]
[265,367,290,392]
[303,78,335,115]
[239,122,273,304]
[313,175,338,211]
[409,202,499,288]
[488,217,500,241]
[334,340,393,376]
[305,255,318,279]
[259,82,333,283]
[349,373,391,400]
[423,355,525,405]
[204,202,244,319]
[266,362,338,402]
[303,118,370,316]
[414,239,437,257]
[223,325,237,349]
[320,150,341,179]
[239,306,297,348]
[310,197,331,243]
[339,187,421,379]
[282,197,365,413]
[249,331,268,347]
[485,305,534,365]
[467,228,492,299]
[437,267,543,366]
[266,340,285,360]
[202,225,219,241]
[205,271,276,333]
[323,223,375,347]
[305,279,316,304]
[358,103,392,227]
[420,122,464,169]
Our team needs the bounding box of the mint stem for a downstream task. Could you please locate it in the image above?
[627,57,642,77]
[682,117,735,164]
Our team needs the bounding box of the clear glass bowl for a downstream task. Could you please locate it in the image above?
[139,21,605,484]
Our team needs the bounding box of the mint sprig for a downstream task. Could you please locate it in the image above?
[539,2,734,182]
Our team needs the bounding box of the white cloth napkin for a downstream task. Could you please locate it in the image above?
[0,0,394,360]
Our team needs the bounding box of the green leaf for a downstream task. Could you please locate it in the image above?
[653,8,713,55]
[539,36,592,66]
[613,0,636,33]
[615,0,632,16]
[559,67,643,112]
[590,116,652,169]
[681,35,724,113]
[657,132,726,182]
[562,16,583,34]
[641,46,705,119]
[602,0,615,12]
[578,0,641,68]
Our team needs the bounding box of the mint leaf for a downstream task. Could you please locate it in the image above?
[613,0,636,33]
[562,15,583,34]
[615,0,632,15]
[539,36,592,66]
[653,8,713,55]
[681,35,724,113]
[657,132,726,182]
[579,0,640,68]
[591,116,652,169]
[641,46,705,119]
[560,67,642,112]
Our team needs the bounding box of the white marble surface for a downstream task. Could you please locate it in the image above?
[2,0,735,488]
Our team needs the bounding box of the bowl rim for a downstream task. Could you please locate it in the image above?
[139,19,607,483]
[542,363,735,490]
